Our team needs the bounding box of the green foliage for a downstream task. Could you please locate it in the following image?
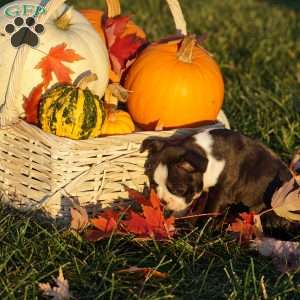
[1,0,300,299]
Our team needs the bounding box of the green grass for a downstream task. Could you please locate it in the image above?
[1,0,300,299]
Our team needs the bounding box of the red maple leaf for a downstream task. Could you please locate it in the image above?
[35,43,83,88]
[109,35,146,75]
[104,15,147,77]
[23,83,44,124]
[124,211,149,236]
[227,212,256,242]
[123,189,175,239]
[125,187,149,206]
[85,189,175,241]
[90,209,121,234]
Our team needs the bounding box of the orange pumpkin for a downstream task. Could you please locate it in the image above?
[124,36,224,130]
[100,110,135,135]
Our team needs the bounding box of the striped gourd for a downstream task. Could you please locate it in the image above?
[39,83,105,140]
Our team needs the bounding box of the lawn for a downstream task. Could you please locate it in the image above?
[1,0,300,299]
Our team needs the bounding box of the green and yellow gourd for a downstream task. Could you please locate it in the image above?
[39,73,105,140]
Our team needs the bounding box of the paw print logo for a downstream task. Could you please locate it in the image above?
[5,16,44,48]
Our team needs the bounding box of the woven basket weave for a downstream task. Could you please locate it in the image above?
[0,0,228,221]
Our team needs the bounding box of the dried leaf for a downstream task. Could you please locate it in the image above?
[104,83,129,106]
[69,199,89,233]
[251,237,300,273]
[23,83,44,124]
[35,43,83,88]
[38,267,71,300]
[271,178,300,222]
[116,266,168,279]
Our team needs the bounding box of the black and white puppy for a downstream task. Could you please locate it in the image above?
[141,128,292,220]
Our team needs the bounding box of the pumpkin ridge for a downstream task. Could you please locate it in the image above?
[81,89,97,138]
[46,87,72,133]
[55,88,76,136]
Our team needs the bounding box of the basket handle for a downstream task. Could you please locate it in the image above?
[106,0,187,35]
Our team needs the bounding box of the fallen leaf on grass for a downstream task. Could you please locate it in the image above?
[227,212,257,243]
[35,43,84,88]
[69,198,89,233]
[271,177,300,222]
[123,189,175,239]
[38,267,71,300]
[86,189,175,241]
[251,237,300,273]
[116,266,168,279]
[91,209,120,233]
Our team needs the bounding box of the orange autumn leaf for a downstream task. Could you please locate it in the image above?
[125,210,149,236]
[90,209,121,234]
[123,189,175,239]
[148,189,161,209]
[85,189,175,241]
[23,83,44,124]
[227,212,256,242]
[35,43,84,88]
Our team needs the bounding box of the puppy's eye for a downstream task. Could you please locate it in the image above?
[167,182,186,196]
[177,161,195,173]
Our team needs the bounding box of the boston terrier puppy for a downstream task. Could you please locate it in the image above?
[141,128,295,233]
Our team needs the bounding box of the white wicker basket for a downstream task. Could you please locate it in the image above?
[0,0,229,221]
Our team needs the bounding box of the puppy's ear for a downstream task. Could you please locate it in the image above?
[177,151,208,173]
[140,138,165,154]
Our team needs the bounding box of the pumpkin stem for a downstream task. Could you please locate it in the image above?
[55,5,73,30]
[107,110,117,122]
[107,0,121,17]
[74,71,98,89]
[177,35,197,63]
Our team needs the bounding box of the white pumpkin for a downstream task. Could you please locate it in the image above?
[0,0,109,120]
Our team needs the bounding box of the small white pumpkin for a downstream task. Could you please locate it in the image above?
[0,0,109,120]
